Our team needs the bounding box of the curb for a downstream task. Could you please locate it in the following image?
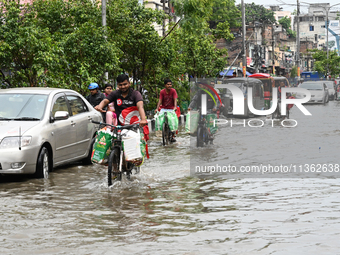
[147,114,186,132]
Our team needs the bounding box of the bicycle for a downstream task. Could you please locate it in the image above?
[162,111,176,146]
[92,121,142,186]
[196,108,211,147]
[272,96,294,120]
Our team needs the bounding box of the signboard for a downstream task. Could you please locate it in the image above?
[327,20,340,55]
[247,57,251,66]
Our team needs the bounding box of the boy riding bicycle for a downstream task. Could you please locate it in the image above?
[155,79,178,142]
[188,81,222,141]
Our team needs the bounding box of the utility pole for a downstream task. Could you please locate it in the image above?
[272,23,275,76]
[102,0,108,81]
[296,0,300,78]
[326,7,329,77]
[162,0,166,37]
[242,0,246,77]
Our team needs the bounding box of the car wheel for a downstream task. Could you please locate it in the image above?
[35,147,50,178]
[82,138,95,165]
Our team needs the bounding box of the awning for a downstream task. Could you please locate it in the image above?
[220,69,251,76]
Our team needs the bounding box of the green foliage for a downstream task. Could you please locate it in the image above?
[290,66,297,79]
[241,3,276,25]
[0,0,238,108]
[209,0,241,30]
[309,49,340,77]
[279,16,296,38]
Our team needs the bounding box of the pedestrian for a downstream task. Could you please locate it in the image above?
[86,82,106,121]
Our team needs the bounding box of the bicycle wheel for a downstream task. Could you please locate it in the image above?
[108,148,121,186]
[162,122,169,146]
[203,127,209,145]
[272,105,280,119]
[286,106,290,119]
[197,126,204,147]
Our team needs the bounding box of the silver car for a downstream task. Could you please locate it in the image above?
[296,81,329,104]
[0,88,102,178]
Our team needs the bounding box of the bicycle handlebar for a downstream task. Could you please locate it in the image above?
[91,120,139,130]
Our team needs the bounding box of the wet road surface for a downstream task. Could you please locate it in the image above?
[1,101,340,254]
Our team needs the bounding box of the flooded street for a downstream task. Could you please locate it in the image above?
[1,101,340,254]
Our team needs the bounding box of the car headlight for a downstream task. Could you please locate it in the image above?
[0,136,32,149]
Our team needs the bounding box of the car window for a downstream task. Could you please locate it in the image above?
[66,95,88,116]
[52,96,69,117]
[299,83,323,90]
[0,93,48,120]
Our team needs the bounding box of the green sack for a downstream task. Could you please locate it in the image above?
[206,113,218,134]
[155,111,165,131]
[166,111,178,132]
[91,129,113,164]
[185,111,199,134]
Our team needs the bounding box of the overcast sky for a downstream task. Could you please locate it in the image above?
[235,0,340,14]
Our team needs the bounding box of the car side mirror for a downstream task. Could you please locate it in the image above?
[53,111,69,121]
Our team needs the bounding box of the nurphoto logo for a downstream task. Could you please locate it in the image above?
[200,84,312,128]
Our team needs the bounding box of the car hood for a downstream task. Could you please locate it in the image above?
[0,121,39,139]
[310,90,324,96]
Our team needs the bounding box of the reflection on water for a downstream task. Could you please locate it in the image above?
[0,102,340,254]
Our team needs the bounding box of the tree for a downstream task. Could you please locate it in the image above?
[0,1,56,87]
[241,3,276,25]
[290,66,297,79]
[309,49,340,77]
[279,16,296,38]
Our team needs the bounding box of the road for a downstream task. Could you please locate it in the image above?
[0,101,340,254]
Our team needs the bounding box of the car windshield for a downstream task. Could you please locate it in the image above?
[0,93,48,120]
[299,83,323,90]
[225,82,244,89]
[325,83,334,89]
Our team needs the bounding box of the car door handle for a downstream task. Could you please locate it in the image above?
[71,121,76,126]
[88,116,92,120]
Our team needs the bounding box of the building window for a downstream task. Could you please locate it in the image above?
[310,26,314,31]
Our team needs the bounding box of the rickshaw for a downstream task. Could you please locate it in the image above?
[219,77,264,118]
[248,73,274,109]
[273,76,290,88]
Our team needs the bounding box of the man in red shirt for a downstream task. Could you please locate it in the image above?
[156,79,178,112]
[155,79,178,142]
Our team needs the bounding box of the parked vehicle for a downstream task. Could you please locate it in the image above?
[324,80,337,100]
[273,76,290,88]
[296,81,329,104]
[220,77,264,118]
[300,71,324,81]
[0,88,102,178]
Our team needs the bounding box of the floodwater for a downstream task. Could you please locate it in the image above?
[1,101,340,254]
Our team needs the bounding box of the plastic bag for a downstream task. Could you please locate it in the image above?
[91,128,114,164]
[166,111,178,132]
[122,129,143,162]
[155,111,165,131]
[206,113,218,134]
[185,111,199,134]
